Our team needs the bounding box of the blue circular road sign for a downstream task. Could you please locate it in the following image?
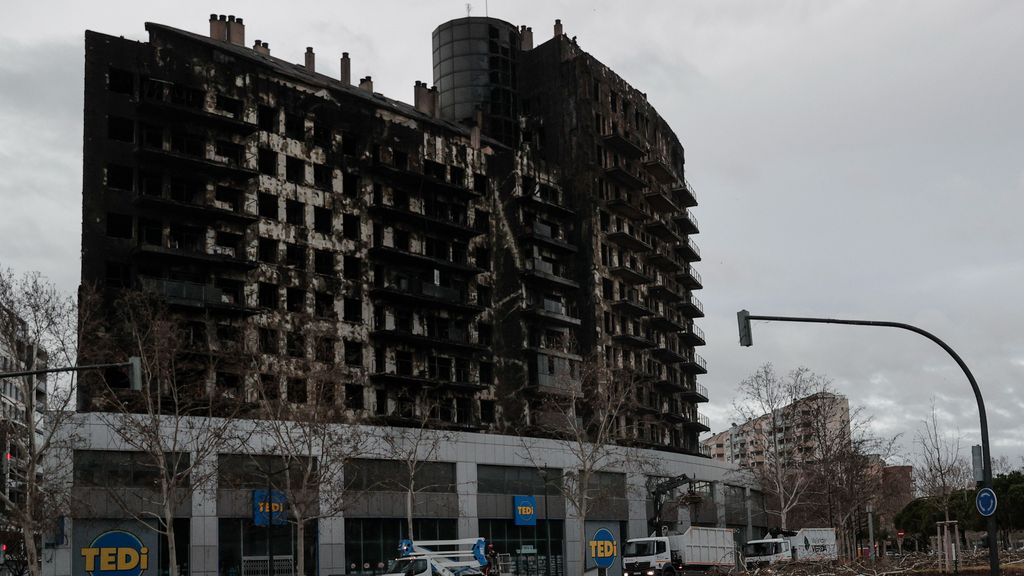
[590,528,616,569]
[977,487,998,517]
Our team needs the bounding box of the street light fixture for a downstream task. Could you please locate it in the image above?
[736,310,999,575]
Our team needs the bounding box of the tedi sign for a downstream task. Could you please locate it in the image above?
[81,531,150,576]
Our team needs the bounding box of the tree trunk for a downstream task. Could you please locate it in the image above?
[296,519,306,576]
[406,481,415,541]
[24,528,40,576]
[165,499,178,576]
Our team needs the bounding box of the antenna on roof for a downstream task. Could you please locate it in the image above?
[485,0,489,17]
[466,3,472,17]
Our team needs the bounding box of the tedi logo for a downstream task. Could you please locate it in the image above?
[81,531,149,576]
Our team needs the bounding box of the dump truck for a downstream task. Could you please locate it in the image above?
[383,538,489,576]
[623,527,736,575]
[742,528,837,568]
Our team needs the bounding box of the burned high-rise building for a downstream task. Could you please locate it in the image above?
[80,15,707,453]
[59,14,749,576]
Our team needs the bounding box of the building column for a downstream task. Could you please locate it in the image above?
[564,507,584,576]
[190,452,219,576]
[318,517,346,576]
[711,481,726,528]
[626,473,648,539]
[456,461,478,538]
[319,459,346,576]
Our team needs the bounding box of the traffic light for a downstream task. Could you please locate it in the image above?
[737,310,753,347]
[1,542,6,563]
[128,357,142,391]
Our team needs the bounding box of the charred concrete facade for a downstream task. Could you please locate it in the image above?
[81,16,707,455]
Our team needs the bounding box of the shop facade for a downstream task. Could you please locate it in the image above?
[46,414,764,576]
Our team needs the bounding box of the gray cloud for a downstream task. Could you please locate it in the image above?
[3,0,1022,461]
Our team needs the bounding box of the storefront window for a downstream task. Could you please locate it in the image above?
[344,518,457,575]
[218,518,316,576]
[479,519,564,576]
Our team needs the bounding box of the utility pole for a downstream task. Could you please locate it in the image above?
[737,311,1000,575]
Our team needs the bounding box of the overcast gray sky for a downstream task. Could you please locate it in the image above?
[3,1,1022,462]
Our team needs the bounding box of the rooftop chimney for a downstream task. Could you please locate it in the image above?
[359,76,373,93]
[305,47,316,73]
[340,52,351,85]
[554,19,563,38]
[430,86,440,119]
[227,16,245,46]
[520,26,533,51]
[414,81,434,115]
[210,14,227,41]
[471,109,483,149]
[253,40,270,56]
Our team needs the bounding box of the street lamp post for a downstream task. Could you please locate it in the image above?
[736,311,999,575]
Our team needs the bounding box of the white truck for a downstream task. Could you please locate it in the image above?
[742,528,837,568]
[623,527,736,575]
[383,538,490,576]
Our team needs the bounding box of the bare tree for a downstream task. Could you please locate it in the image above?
[89,290,249,576]
[0,268,82,576]
[732,363,830,530]
[520,356,648,568]
[374,392,455,541]
[250,378,369,576]
[914,399,973,522]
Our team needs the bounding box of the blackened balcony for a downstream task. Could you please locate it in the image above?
[643,157,676,184]
[679,323,706,346]
[139,277,254,315]
[520,221,577,253]
[601,132,644,159]
[368,200,484,238]
[653,374,685,393]
[522,258,580,289]
[604,165,646,190]
[368,246,482,274]
[611,298,654,317]
[679,353,708,375]
[649,275,685,302]
[682,411,711,432]
[679,294,704,318]
[133,243,257,270]
[611,332,656,349]
[370,279,483,314]
[644,189,679,213]
[139,145,258,180]
[606,197,646,221]
[515,192,576,218]
[673,210,699,235]
[645,218,682,244]
[678,265,703,290]
[368,160,480,199]
[370,325,487,353]
[680,383,709,403]
[647,311,686,333]
[528,349,582,396]
[609,263,652,285]
[139,95,258,135]
[606,228,653,252]
[523,299,582,327]
[135,194,257,225]
[645,251,683,274]
[671,180,698,208]
[676,238,701,262]
[651,342,687,364]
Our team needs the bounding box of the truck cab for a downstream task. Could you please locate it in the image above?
[743,538,791,568]
[623,537,671,575]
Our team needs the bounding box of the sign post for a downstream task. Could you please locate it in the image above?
[897,530,905,555]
